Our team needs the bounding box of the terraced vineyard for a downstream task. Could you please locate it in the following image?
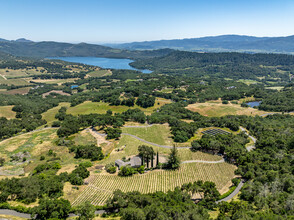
[72,162,236,206]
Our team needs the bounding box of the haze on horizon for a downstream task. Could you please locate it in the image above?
[1,0,293,44]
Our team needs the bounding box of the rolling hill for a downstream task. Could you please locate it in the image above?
[110,34,294,54]
[0,40,173,59]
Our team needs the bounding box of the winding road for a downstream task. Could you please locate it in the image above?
[0,125,256,217]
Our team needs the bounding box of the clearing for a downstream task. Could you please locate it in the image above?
[0,106,16,119]
[186,101,273,117]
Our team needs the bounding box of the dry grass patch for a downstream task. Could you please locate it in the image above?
[186,101,272,117]
[0,105,16,119]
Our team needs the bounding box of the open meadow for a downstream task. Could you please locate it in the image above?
[186,101,273,117]
[0,106,16,119]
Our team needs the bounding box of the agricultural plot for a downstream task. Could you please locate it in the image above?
[0,78,32,86]
[0,87,31,95]
[202,128,231,136]
[87,69,111,77]
[72,162,237,206]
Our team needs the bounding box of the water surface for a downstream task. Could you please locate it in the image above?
[48,57,152,73]
[246,101,261,108]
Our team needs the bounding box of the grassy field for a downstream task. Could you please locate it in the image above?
[72,129,97,146]
[0,128,82,175]
[186,101,272,117]
[122,124,173,146]
[237,79,260,85]
[266,86,284,91]
[31,78,77,85]
[87,69,112,77]
[0,106,16,119]
[0,78,32,86]
[72,162,236,206]
[66,98,172,116]
[41,102,71,125]
[42,98,172,125]
[96,134,221,165]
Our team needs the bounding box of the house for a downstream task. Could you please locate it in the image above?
[115,156,142,169]
[130,156,142,168]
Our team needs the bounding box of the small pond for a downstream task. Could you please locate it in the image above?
[246,101,261,108]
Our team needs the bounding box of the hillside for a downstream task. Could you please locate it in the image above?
[111,34,294,54]
[0,40,173,59]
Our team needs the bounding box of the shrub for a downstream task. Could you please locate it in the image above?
[118,166,136,177]
[105,163,117,174]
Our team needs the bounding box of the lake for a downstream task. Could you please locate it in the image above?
[246,101,261,108]
[48,57,152,73]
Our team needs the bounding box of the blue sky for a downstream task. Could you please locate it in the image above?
[0,0,293,43]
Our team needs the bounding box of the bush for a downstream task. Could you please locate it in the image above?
[79,161,93,168]
[118,166,136,177]
[222,100,229,104]
[71,145,104,161]
[105,163,117,174]
[52,121,61,127]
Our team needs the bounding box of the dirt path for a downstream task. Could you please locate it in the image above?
[240,126,256,151]
[0,74,7,80]
[182,159,225,164]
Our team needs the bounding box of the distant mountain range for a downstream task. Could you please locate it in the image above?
[0,39,172,59]
[109,35,294,54]
[1,35,294,60]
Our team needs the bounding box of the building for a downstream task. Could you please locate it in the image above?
[115,156,142,169]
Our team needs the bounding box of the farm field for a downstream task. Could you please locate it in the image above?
[87,69,112,77]
[186,101,272,117]
[0,78,32,86]
[0,106,16,119]
[72,162,237,206]
[0,87,31,95]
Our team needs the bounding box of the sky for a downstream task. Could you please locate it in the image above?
[0,0,293,43]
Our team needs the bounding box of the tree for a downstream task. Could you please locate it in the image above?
[167,146,181,170]
[105,128,122,139]
[118,166,136,177]
[156,151,159,167]
[105,163,117,174]
[0,158,5,167]
[121,207,146,220]
[76,201,96,220]
[32,197,71,220]
[138,145,154,168]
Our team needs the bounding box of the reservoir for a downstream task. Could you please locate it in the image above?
[48,57,152,73]
[246,101,261,108]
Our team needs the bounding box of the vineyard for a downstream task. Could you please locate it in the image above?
[72,162,236,206]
